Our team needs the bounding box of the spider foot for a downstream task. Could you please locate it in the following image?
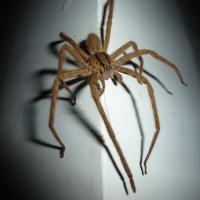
[144,163,148,175]
[60,146,66,158]
[130,178,136,193]
[136,74,143,85]
[182,80,188,87]
[140,163,145,176]
[137,79,143,84]
[70,96,76,106]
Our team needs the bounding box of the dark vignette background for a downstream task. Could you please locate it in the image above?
[0,0,200,200]
[176,0,200,71]
[0,1,102,200]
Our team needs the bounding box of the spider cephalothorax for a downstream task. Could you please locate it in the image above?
[87,51,114,79]
[85,33,115,81]
[49,0,187,193]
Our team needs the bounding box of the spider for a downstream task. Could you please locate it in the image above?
[49,0,187,193]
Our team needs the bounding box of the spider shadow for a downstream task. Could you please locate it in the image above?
[100,2,172,171]
[29,14,174,191]
[120,82,145,175]
[100,1,108,45]
[99,0,173,175]
[29,74,129,195]
[125,60,173,95]
[70,105,129,195]
[27,40,130,194]
[26,39,84,154]
[121,60,173,174]
[100,0,173,96]
[27,65,88,152]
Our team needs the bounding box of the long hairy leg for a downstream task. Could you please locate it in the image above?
[49,68,90,158]
[60,32,88,59]
[112,71,123,85]
[111,41,144,74]
[114,49,187,86]
[58,43,86,73]
[48,46,79,158]
[58,68,90,103]
[57,44,87,103]
[58,78,76,105]
[102,0,114,52]
[89,75,136,193]
[50,43,90,157]
[63,44,86,67]
[58,68,90,80]
[143,79,160,174]
[98,77,106,96]
[58,44,66,72]
[60,40,92,98]
[49,78,66,158]
[115,66,160,175]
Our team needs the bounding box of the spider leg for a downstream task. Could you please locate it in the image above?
[143,79,160,175]
[114,49,187,86]
[49,42,90,157]
[58,68,90,80]
[60,32,89,59]
[49,68,90,158]
[111,71,123,85]
[103,0,114,52]
[58,78,76,105]
[49,78,66,158]
[57,44,88,103]
[63,44,87,68]
[57,43,86,72]
[99,77,106,96]
[89,74,136,193]
[111,41,144,75]
[115,66,160,175]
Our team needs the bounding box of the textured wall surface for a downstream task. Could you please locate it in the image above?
[0,0,200,200]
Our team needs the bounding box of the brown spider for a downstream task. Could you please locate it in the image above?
[49,0,187,193]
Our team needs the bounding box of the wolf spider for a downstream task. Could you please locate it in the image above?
[49,0,187,193]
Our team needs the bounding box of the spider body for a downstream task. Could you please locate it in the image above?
[49,0,187,193]
[87,52,113,78]
[86,33,115,81]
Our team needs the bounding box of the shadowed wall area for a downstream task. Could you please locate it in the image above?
[0,1,102,200]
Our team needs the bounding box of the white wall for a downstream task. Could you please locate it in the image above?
[0,1,200,200]
[98,0,200,199]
